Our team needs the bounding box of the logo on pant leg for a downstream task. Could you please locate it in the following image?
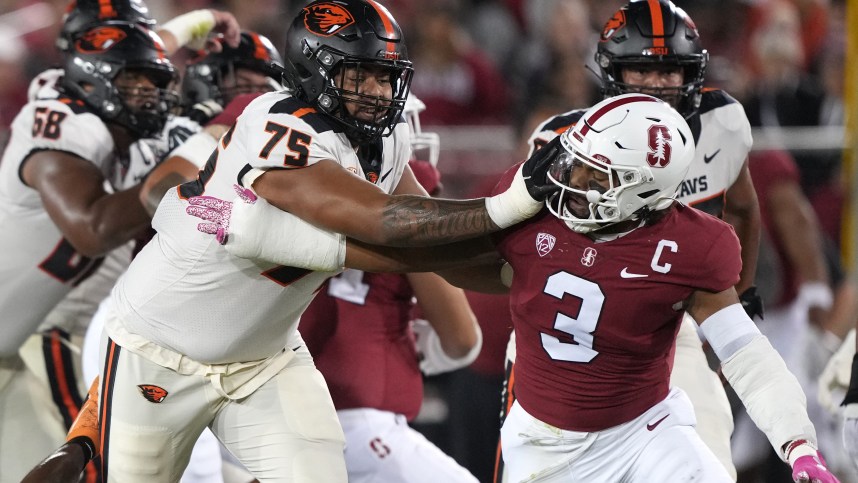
[138,384,168,403]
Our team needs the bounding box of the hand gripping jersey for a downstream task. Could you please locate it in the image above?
[491,167,741,432]
[527,90,752,218]
[111,91,411,364]
[0,97,115,356]
[300,270,424,420]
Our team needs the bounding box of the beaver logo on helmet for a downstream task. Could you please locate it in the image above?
[600,10,626,42]
[75,25,128,53]
[303,3,355,36]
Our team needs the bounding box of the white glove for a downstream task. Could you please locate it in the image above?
[819,329,856,414]
[412,318,482,376]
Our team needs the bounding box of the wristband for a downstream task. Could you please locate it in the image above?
[485,165,542,228]
[783,439,816,466]
[67,436,97,463]
[797,281,833,310]
[160,10,216,50]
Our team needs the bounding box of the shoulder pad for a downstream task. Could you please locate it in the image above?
[269,97,341,135]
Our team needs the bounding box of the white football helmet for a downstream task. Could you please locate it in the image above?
[547,93,694,233]
[403,94,440,167]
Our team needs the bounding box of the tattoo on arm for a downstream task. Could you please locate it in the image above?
[381,196,499,246]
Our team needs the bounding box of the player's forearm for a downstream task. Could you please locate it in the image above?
[408,272,479,358]
[19,442,88,483]
[58,186,151,258]
[723,167,761,293]
[344,237,501,273]
[724,206,760,294]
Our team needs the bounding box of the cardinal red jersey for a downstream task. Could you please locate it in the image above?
[491,169,741,432]
[300,269,423,420]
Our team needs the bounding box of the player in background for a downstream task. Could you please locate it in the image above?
[0,21,180,481]
[491,1,762,479]
[20,91,278,483]
[188,93,837,482]
[298,94,481,483]
[95,0,557,480]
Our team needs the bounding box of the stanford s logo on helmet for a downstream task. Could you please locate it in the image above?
[303,3,356,36]
[546,94,694,234]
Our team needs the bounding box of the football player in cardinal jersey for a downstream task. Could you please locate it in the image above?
[95,0,556,480]
[188,93,838,482]
[298,94,480,483]
[495,1,763,478]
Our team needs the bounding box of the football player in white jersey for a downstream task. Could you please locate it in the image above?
[489,2,762,480]
[0,21,180,481]
[97,0,557,481]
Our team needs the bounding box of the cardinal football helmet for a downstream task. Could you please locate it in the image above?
[547,93,694,233]
[182,31,285,108]
[62,22,178,138]
[595,0,708,118]
[403,95,440,167]
[283,0,413,144]
[57,0,155,53]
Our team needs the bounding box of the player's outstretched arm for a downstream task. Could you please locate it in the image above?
[157,9,241,55]
[409,271,482,375]
[247,136,562,247]
[688,288,839,482]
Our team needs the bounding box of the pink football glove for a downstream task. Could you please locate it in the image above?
[185,185,256,244]
[791,453,839,483]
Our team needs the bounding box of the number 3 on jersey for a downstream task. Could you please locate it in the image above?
[542,272,603,363]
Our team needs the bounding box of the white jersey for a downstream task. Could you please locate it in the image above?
[527,89,752,218]
[0,97,114,356]
[110,91,412,364]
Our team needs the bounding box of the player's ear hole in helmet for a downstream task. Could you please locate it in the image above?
[546,93,695,234]
[61,21,179,139]
[182,31,286,109]
[282,0,413,145]
[595,0,708,119]
[57,0,156,53]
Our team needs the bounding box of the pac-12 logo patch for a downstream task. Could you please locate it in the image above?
[536,233,556,257]
[138,384,168,403]
[303,3,356,36]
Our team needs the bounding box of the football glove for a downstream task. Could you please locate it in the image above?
[739,285,764,320]
[785,440,839,483]
[521,135,562,201]
[187,99,224,126]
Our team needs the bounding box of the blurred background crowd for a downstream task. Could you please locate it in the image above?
[0,0,852,482]
[0,0,848,238]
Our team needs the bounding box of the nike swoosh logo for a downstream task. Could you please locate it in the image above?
[703,149,721,164]
[646,414,669,431]
[379,168,393,183]
[620,267,648,279]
